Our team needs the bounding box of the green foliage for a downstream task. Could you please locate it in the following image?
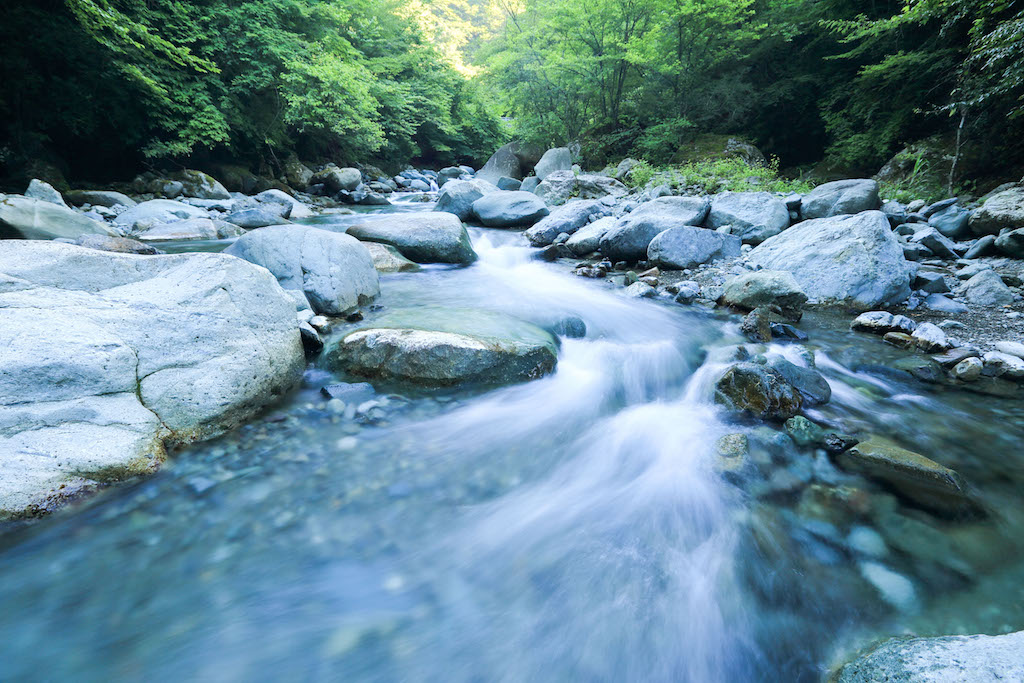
[637,158,814,195]
[634,119,695,165]
[0,0,504,182]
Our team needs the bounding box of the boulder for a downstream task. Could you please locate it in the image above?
[223,205,290,229]
[25,179,67,207]
[0,196,117,240]
[64,190,137,209]
[534,148,573,180]
[0,241,304,518]
[524,200,610,246]
[767,357,831,406]
[346,213,477,265]
[472,191,550,227]
[565,216,616,256]
[134,218,243,242]
[225,225,379,316]
[362,242,421,273]
[477,143,523,184]
[255,189,313,219]
[283,156,314,189]
[176,170,231,200]
[928,204,971,238]
[113,199,208,232]
[969,186,1024,235]
[995,228,1024,258]
[576,174,628,200]
[534,170,577,206]
[647,226,741,270]
[599,216,678,262]
[837,437,979,515]
[959,269,1015,306]
[327,308,558,387]
[800,179,881,219]
[835,630,1024,683]
[630,196,711,226]
[909,227,959,259]
[434,179,499,221]
[497,177,522,191]
[714,363,803,421]
[437,166,463,187]
[706,191,790,244]
[720,270,808,319]
[312,166,362,194]
[520,176,540,193]
[747,211,912,310]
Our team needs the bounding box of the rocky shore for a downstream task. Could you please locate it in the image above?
[2,141,1023,680]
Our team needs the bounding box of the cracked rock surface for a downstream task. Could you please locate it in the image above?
[0,241,305,518]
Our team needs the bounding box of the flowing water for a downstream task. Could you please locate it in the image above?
[2,201,1024,681]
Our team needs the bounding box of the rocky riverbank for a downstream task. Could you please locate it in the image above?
[2,142,1023,680]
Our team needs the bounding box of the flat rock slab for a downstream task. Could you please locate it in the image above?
[347,213,477,265]
[0,241,305,519]
[327,308,559,387]
[837,437,979,516]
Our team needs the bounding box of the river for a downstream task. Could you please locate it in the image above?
[1,200,1023,681]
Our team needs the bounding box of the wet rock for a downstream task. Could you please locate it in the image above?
[969,186,1024,235]
[299,322,324,355]
[982,351,1024,380]
[883,332,916,349]
[910,322,952,352]
[565,216,616,256]
[674,281,701,304]
[347,213,477,265]
[472,191,550,227]
[714,363,803,421]
[741,307,773,342]
[835,631,1024,682]
[800,179,880,219]
[748,211,912,310]
[706,191,790,244]
[951,357,984,381]
[225,225,379,315]
[362,242,421,273]
[525,200,610,246]
[625,281,657,298]
[327,308,559,387]
[0,195,118,240]
[784,416,825,447]
[574,264,607,278]
[767,357,831,406]
[836,437,979,516]
[858,561,917,610]
[321,382,376,403]
[931,346,981,367]
[959,269,1014,306]
[720,270,808,320]
[0,242,304,518]
[647,226,741,270]
[770,323,808,341]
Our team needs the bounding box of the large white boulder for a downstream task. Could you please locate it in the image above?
[0,241,305,518]
[225,225,380,315]
[0,195,117,240]
[706,191,790,244]
[748,210,912,309]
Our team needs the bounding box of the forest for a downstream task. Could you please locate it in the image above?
[1,0,1023,192]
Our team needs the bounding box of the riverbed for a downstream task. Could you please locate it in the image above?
[1,201,1023,681]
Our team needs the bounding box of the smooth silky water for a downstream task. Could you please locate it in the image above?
[2,201,1023,681]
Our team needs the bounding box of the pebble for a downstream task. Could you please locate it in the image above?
[327,398,346,415]
[951,357,983,382]
[911,322,952,352]
[848,526,888,558]
[859,561,917,611]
